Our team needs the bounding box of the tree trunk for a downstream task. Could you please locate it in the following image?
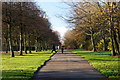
[28,35,31,53]
[5,37,9,53]
[109,7,117,56]
[39,42,42,51]
[5,28,9,53]
[19,2,23,55]
[8,24,14,57]
[45,41,48,51]
[113,30,119,55]
[35,38,38,52]
[110,28,116,56]
[24,34,27,54]
[102,30,107,51]
[90,30,96,52]
[103,37,107,51]
[118,30,120,55]
[117,22,120,55]
[19,27,23,55]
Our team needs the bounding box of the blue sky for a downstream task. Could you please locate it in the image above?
[36,2,72,40]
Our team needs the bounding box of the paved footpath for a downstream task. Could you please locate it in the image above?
[32,50,108,80]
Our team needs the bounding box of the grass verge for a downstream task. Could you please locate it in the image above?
[70,49,119,80]
[2,50,53,80]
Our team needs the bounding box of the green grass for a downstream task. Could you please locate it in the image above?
[70,49,119,80]
[2,50,53,80]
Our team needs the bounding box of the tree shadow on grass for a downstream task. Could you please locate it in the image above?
[77,52,111,56]
[89,59,119,61]
[77,52,95,55]
[16,53,52,57]
[2,70,34,80]
[32,52,51,55]
[95,52,111,56]
[94,54,111,56]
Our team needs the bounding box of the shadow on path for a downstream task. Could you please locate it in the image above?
[32,50,109,80]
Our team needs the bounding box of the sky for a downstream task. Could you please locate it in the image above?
[36,2,72,40]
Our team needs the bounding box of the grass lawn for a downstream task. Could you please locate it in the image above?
[2,50,53,80]
[70,49,119,80]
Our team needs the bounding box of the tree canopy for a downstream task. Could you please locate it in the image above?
[2,2,61,57]
[64,1,120,56]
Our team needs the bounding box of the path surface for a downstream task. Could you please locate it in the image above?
[32,50,108,80]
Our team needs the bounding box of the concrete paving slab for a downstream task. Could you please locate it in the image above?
[32,50,108,80]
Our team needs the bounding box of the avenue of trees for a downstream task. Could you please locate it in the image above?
[2,2,60,57]
[64,1,120,56]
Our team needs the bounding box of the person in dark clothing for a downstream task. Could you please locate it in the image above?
[61,46,65,53]
[51,44,57,53]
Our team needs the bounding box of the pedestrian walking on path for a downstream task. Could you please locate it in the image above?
[32,50,108,80]
[61,45,65,53]
[51,44,57,53]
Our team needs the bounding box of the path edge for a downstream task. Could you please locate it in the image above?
[30,52,56,80]
[69,50,109,80]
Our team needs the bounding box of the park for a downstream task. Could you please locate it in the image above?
[1,1,120,80]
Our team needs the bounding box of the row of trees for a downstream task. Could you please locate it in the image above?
[64,1,120,56]
[2,2,60,57]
